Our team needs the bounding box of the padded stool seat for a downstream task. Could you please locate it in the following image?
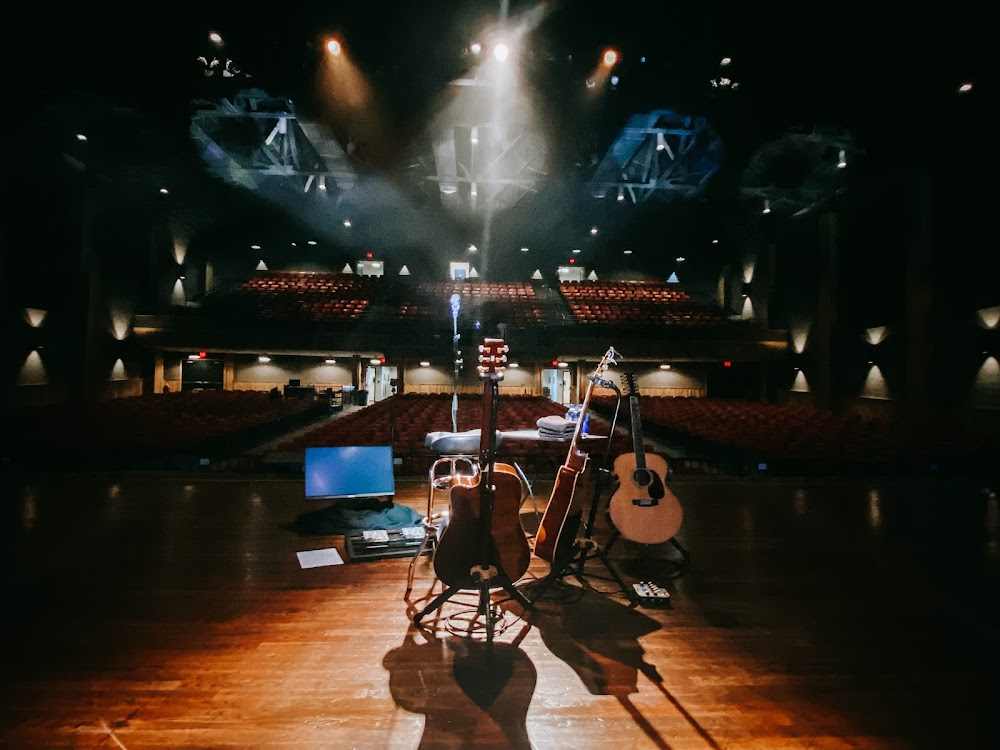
[424,429,502,455]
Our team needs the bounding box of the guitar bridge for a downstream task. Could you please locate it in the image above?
[632,498,658,507]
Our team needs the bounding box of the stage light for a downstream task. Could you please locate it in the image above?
[199,351,207,359]
[343,219,351,227]
[617,187,624,201]
[611,75,619,86]
[720,56,732,66]
[837,149,847,168]
[520,247,529,252]
[470,42,482,55]
[590,226,598,235]
[659,364,671,370]
[493,43,509,62]
[326,39,342,57]
[602,49,618,67]
[958,82,973,93]
[420,361,430,367]
[257,356,271,363]
[159,187,169,195]
[468,244,477,252]
[723,361,731,367]
[762,199,771,214]
[572,248,581,254]
[325,359,337,364]
[209,31,223,45]
[76,133,87,142]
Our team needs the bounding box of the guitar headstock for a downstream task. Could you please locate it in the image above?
[623,372,639,397]
[477,338,508,381]
[594,346,617,380]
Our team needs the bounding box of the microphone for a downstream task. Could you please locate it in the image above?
[588,374,616,390]
[450,293,461,320]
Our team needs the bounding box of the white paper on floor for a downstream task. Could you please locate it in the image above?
[296,547,344,568]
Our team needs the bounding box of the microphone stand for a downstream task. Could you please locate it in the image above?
[450,294,461,433]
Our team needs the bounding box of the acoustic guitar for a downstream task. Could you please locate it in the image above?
[609,373,682,545]
[432,338,530,589]
[533,347,617,564]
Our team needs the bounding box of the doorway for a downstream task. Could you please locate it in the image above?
[365,365,399,403]
[541,367,572,405]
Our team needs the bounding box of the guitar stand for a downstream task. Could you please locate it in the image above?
[526,468,638,606]
[604,525,691,577]
[412,352,534,660]
[526,389,638,606]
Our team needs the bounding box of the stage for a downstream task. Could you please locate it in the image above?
[1,471,997,749]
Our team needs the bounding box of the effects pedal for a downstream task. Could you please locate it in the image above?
[633,580,671,607]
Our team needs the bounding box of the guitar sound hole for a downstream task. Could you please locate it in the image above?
[633,468,652,487]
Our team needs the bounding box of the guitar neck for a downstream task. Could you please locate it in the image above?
[628,393,646,470]
[565,376,597,461]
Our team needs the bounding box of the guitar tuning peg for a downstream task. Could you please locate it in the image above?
[502,345,509,353]
[478,344,485,353]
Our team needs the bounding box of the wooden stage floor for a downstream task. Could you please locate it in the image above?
[1,471,998,749]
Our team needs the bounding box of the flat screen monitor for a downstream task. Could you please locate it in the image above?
[304,445,395,500]
[288,378,301,387]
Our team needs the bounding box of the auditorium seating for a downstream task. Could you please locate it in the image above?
[268,393,640,476]
[591,395,999,474]
[10,390,325,470]
[240,270,381,321]
[396,281,545,326]
[558,280,725,325]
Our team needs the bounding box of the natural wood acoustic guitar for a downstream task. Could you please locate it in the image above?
[431,338,530,589]
[608,372,682,545]
[533,347,617,564]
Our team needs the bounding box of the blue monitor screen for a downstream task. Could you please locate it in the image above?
[304,446,396,500]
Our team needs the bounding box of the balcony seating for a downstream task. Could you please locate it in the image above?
[240,271,380,321]
[558,280,725,325]
[396,281,545,326]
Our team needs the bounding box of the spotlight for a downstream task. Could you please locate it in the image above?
[493,42,509,62]
[326,39,342,57]
[602,49,618,67]
[762,199,771,215]
[470,42,481,55]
